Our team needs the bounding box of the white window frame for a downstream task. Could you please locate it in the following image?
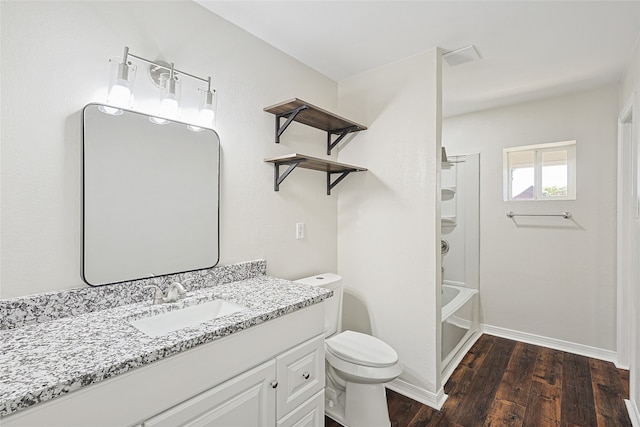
[503,140,576,202]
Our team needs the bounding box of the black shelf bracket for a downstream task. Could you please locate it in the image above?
[275,105,309,143]
[327,126,359,155]
[273,161,303,191]
[326,169,357,195]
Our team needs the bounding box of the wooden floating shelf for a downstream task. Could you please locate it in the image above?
[264,154,368,173]
[264,153,367,195]
[264,98,367,155]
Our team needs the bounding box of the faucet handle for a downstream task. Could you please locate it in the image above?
[144,285,165,305]
[164,282,187,302]
[167,282,187,301]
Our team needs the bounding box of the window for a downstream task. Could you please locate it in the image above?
[503,140,576,201]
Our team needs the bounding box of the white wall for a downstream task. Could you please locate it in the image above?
[336,50,444,405]
[619,35,640,424]
[0,1,340,298]
[621,37,640,112]
[443,86,619,352]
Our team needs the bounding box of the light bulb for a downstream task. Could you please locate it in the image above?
[160,95,178,117]
[199,104,215,125]
[108,79,131,107]
[198,87,216,127]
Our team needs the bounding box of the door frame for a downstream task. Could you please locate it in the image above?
[617,93,635,370]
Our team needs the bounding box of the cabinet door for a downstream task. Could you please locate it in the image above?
[276,335,324,418]
[277,390,324,427]
[143,360,276,427]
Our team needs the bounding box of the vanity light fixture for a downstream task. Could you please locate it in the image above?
[199,77,217,124]
[103,46,217,128]
[188,78,218,132]
[158,62,180,119]
[107,47,136,108]
[99,47,137,115]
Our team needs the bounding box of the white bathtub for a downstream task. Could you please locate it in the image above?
[441,284,479,381]
[442,284,477,321]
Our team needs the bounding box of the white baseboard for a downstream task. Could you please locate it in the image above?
[482,324,617,364]
[386,379,447,410]
[626,399,640,427]
[616,361,631,370]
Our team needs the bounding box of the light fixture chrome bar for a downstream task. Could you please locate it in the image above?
[123,46,210,84]
[121,46,130,66]
[202,77,215,100]
[506,211,572,219]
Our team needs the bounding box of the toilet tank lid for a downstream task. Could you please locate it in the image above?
[294,273,342,287]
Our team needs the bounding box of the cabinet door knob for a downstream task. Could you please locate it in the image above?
[302,372,310,380]
[270,380,278,389]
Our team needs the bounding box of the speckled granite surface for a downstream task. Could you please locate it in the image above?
[0,267,331,418]
[0,259,266,330]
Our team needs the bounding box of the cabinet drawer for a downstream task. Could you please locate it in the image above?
[277,390,324,427]
[276,334,324,418]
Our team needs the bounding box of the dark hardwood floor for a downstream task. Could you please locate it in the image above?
[325,334,631,427]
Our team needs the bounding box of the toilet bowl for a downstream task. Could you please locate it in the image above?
[295,274,402,427]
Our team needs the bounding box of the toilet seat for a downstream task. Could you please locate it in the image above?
[326,330,398,367]
[325,331,402,385]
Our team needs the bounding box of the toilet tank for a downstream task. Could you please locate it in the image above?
[295,273,342,337]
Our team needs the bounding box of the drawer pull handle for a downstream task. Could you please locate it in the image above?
[302,372,310,380]
[270,381,278,389]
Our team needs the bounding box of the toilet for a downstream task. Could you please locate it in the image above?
[295,274,402,427]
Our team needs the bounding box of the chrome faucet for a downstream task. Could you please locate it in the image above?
[144,285,166,305]
[143,281,189,304]
[166,282,187,302]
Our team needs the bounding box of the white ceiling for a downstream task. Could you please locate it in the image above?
[196,1,640,117]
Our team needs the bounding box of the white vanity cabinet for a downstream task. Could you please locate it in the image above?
[276,335,324,419]
[141,360,277,426]
[140,335,324,427]
[277,390,325,427]
[1,303,325,427]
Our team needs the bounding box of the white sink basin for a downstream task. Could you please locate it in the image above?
[130,299,247,337]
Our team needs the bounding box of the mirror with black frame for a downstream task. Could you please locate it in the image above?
[82,103,220,286]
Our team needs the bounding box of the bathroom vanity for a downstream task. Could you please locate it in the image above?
[0,105,330,426]
[0,263,330,426]
[0,102,331,425]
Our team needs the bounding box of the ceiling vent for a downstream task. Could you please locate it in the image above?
[442,45,481,67]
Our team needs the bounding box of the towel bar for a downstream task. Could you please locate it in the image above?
[506,211,571,219]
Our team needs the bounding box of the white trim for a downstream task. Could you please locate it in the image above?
[626,399,640,427]
[503,140,576,153]
[386,379,448,410]
[481,324,618,364]
[464,153,481,292]
[617,93,635,369]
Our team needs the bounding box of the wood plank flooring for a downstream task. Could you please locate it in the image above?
[325,334,631,427]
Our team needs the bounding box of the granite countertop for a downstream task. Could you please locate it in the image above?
[0,273,331,418]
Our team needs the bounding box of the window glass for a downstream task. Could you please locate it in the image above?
[503,140,576,201]
[541,150,568,197]
[509,150,534,200]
